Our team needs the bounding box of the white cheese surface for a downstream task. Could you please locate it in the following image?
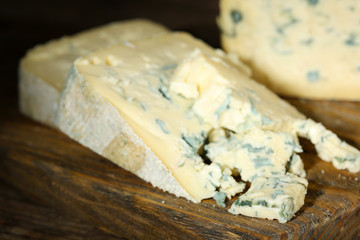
[22,19,169,91]
[19,19,169,126]
[219,0,360,100]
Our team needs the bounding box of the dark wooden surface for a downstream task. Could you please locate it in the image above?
[1,1,360,239]
[0,179,121,240]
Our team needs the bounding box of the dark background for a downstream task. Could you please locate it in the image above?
[0,1,219,239]
[1,0,220,113]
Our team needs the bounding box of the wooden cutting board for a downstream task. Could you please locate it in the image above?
[0,95,359,239]
[1,0,359,238]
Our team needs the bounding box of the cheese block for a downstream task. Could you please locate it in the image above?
[218,0,360,100]
[56,32,359,222]
[19,19,169,127]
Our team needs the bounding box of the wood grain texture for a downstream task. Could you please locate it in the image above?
[1,0,359,239]
[0,180,121,240]
[0,100,359,239]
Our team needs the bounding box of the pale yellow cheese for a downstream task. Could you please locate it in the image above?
[58,33,222,202]
[56,32,359,223]
[56,32,278,202]
[218,0,360,100]
[206,128,304,182]
[19,19,169,127]
[229,174,308,223]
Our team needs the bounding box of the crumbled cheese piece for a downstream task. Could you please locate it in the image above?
[229,174,308,223]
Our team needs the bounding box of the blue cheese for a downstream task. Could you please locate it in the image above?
[294,119,360,172]
[206,129,304,182]
[199,163,246,199]
[56,32,359,223]
[218,0,360,100]
[229,174,308,223]
[20,19,169,127]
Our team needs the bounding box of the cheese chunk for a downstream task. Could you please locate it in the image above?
[295,119,360,172]
[229,174,308,223]
[56,32,359,223]
[206,129,305,182]
[218,0,360,100]
[19,19,169,127]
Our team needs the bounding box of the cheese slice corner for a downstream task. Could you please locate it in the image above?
[19,19,169,127]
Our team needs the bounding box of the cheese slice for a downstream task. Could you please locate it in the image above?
[218,0,360,100]
[56,32,359,222]
[19,19,169,127]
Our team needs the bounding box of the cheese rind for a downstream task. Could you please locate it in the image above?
[57,64,195,202]
[57,33,223,202]
[218,0,360,100]
[20,19,169,127]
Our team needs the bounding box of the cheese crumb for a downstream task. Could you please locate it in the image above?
[90,56,101,65]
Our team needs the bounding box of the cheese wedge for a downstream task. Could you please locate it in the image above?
[218,0,360,100]
[56,32,359,222]
[19,19,169,127]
